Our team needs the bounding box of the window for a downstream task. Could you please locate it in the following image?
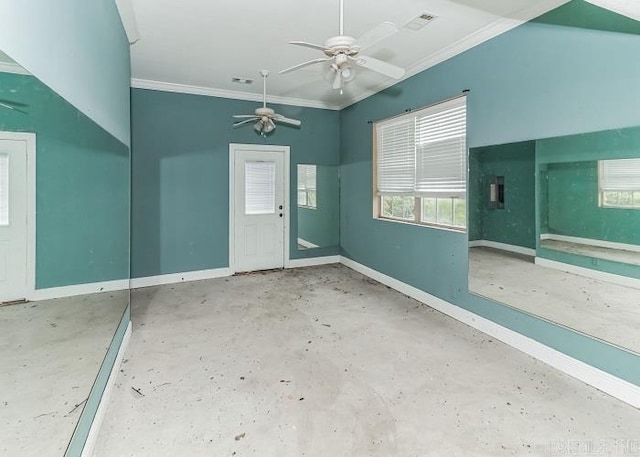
[245,161,276,215]
[0,154,8,226]
[598,158,640,209]
[374,96,467,230]
[297,164,317,209]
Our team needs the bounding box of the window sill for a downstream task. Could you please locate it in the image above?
[375,216,467,234]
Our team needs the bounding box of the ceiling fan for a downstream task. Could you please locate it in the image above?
[233,70,301,135]
[0,98,28,114]
[279,0,405,91]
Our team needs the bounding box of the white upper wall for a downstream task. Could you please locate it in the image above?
[0,0,131,146]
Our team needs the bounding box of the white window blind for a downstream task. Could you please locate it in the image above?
[0,154,8,226]
[599,158,640,191]
[297,164,317,192]
[375,96,466,197]
[245,161,276,215]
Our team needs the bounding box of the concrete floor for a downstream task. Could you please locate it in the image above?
[1,290,128,457]
[93,265,639,457]
[469,247,640,354]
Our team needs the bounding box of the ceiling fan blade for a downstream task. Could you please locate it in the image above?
[0,98,29,107]
[233,114,259,119]
[273,114,302,127]
[289,41,329,52]
[0,101,28,114]
[356,22,399,51]
[233,118,257,128]
[332,71,343,90]
[279,57,332,74]
[352,54,405,79]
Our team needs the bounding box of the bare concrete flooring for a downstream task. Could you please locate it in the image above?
[469,247,640,354]
[93,265,639,457]
[1,290,127,457]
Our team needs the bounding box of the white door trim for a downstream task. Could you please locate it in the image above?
[228,143,290,274]
[0,131,36,298]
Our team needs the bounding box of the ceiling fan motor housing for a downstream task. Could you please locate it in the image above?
[254,107,275,117]
[324,36,360,57]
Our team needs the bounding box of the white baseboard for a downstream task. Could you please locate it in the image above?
[339,256,640,408]
[540,233,640,254]
[535,257,640,289]
[130,267,232,289]
[287,255,341,269]
[297,238,320,249]
[31,279,129,302]
[80,321,131,457]
[469,240,536,257]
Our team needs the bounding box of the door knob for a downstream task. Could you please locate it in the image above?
[278,205,283,210]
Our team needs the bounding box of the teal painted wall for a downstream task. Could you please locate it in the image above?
[297,165,340,248]
[0,72,130,288]
[545,161,640,244]
[469,141,536,249]
[131,88,340,278]
[0,0,131,145]
[340,1,640,384]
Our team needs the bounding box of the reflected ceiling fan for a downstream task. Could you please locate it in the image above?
[279,0,405,91]
[233,70,301,135]
[0,98,28,114]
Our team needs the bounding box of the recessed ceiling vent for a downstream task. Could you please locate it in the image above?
[404,13,437,31]
[232,77,253,84]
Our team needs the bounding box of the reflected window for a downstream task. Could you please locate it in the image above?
[374,96,467,230]
[598,158,640,209]
[0,154,8,226]
[297,164,317,209]
[245,161,276,215]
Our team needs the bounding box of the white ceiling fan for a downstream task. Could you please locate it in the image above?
[233,70,302,135]
[279,0,406,91]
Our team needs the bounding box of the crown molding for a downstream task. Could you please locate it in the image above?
[131,78,341,110]
[0,61,30,76]
[336,0,571,110]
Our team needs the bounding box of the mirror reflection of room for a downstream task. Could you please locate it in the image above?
[296,164,339,250]
[0,52,130,455]
[468,125,640,354]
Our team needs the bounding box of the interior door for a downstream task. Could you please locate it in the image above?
[0,138,29,302]
[233,147,285,272]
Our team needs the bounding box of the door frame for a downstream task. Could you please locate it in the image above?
[0,131,36,298]
[228,143,290,274]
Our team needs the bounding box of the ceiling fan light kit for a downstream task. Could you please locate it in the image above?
[279,0,406,91]
[232,70,302,136]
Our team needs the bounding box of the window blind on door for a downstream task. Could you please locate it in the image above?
[245,161,276,215]
[375,96,467,197]
[599,158,640,191]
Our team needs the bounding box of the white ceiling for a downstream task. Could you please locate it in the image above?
[128,0,569,109]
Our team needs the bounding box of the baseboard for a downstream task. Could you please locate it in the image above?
[287,255,341,269]
[130,267,232,289]
[80,321,131,457]
[535,257,640,289]
[469,240,536,257]
[339,256,640,409]
[31,279,129,302]
[540,233,640,254]
[297,238,320,249]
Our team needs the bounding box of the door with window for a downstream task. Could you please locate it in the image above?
[232,145,286,272]
[0,137,29,301]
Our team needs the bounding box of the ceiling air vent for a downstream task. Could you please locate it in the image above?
[232,77,253,85]
[404,13,437,31]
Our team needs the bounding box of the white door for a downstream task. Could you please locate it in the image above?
[232,146,286,272]
[0,138,29,302]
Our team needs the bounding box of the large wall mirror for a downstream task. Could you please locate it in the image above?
[468,126,640,354]
[0,51,130,455]
[296,164,339,250]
